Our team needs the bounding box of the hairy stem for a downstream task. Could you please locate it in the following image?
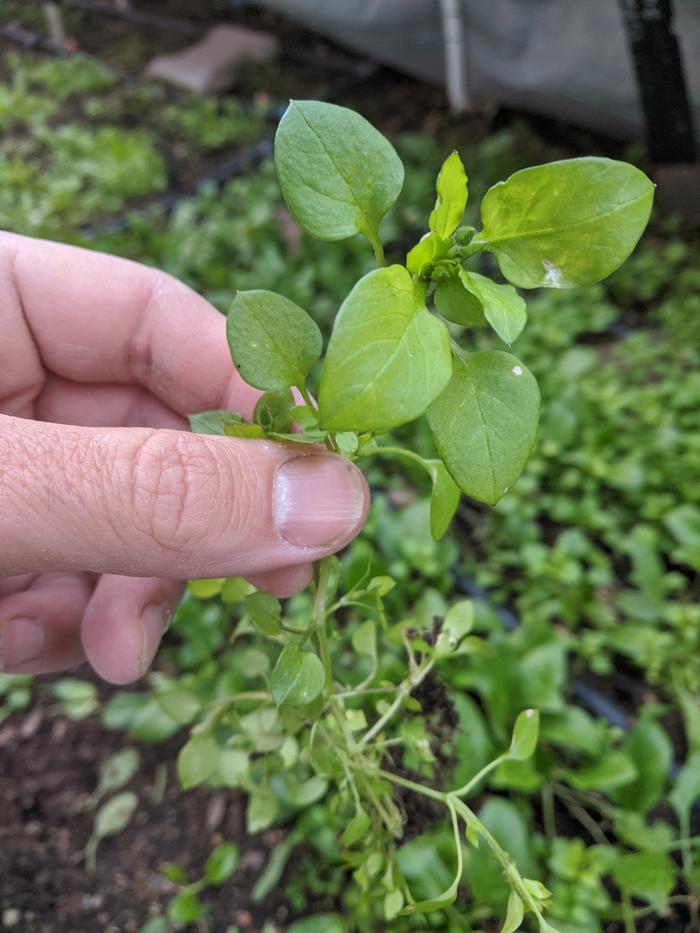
[360,660,434,745]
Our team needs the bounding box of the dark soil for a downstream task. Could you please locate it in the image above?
[0,685,293,933]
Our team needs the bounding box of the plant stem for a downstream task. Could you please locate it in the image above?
[360,660,434,745]
[313,558,334,695]
[370,234,386,267]
[298,385,315,410]
[621,891,635,933]
[370,767,448,804]
[451,753,506,798]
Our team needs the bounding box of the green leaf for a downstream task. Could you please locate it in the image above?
[177,732,219,789]
[187,578,225,599]
[480,157,654,288]
[162,862,187,884]
[223,422,266,439]
[613,719,672,813]
[220,576,256,604]
[508,709,539,761]
[443,600,474,642]
[246,788,279,833]
[611,851,675,912]
[566,751,638,792]
[429,150,468,239]
[335,431,359,456]
[500,891,524,933]
[670,752,700,821]
[93,791,138,840]
[168,890,203,924]
[217,748,249,788]
[52,678,98,720]
[245,591,282,636]
[406,231,448,277]
[227,290,322,391]
[139,917,168,933]
[459,269,527,345]
[253,389,295,433]
[287,915,346,933]
[89,748,139,805]
[351,619,376,660]
[188,410,243,435]
[274,99,404,254]
[434,277,486,327]
[270,643,325,707]
[428,459,460,541]
[342,808,371,847]
[155,687,201,725]
[204,842,240,885]
[428,350,540,505]
[319,265,452,432]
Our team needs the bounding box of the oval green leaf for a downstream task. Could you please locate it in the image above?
[428,351,540,505]
[429,150,468,239]
[204,841,240,885]
[275,100,404,253]
[406,231,448,277]
[227,289,322,391]
[93,791,138,840]
[319,265,452,432]
[245,591,282,636]
[508,709,540,761]
[480,157,654,288]
[270,643,325,707]
[459,269,527,345]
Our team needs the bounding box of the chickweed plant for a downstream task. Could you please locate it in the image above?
[185,101,653,928]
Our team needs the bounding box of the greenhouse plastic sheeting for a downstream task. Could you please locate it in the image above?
[253,0,700,139]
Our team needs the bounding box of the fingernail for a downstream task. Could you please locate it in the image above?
[139,603,172,676]
[275,454,368,548]
[0,617,45,671]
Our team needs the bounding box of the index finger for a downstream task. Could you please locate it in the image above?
[0,232,260,417]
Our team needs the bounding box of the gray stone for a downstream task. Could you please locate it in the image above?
[145,24,279,94]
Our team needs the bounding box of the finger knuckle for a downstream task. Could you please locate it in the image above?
[127,431,224,552]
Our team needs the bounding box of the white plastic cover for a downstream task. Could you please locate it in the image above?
[255,0,700,139]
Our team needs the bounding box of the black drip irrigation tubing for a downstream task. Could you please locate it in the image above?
[453,557,686,784]
[17,0,203,35]
[0,21,68,55]
[452,569,632,730]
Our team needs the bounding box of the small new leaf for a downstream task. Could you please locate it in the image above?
[227,290,322,391]
[459,269,527,345]
[508,709,540,761]
[429,151,468,239]
[406,231,448,277]
[253,389,295,433]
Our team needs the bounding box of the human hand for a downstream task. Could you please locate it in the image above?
[0,234,368,683]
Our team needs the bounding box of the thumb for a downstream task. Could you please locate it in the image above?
[0,416,369,578]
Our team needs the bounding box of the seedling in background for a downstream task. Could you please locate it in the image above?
[184,100,653,928]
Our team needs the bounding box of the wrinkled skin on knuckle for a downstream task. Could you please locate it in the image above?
[125,431,227,554]
[124,430,252,554]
